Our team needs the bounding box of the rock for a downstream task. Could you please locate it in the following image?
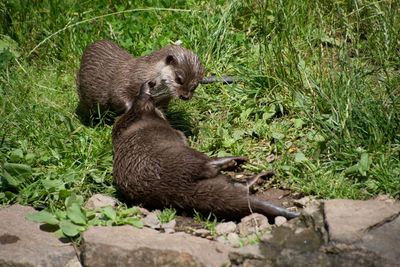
[294,196,316,208]
[0,204,76,266]
[229,245,265,266]
[274,216,287,226]
[324,199,400,243]
[138,207,150,216]
[215,221,237,235]
[81,226,233,267]
[192,228,210,238]
[85,194,117,209]
[374,194,396,204]
[143,212,161,229]
[238,213,270,236]
[359,214,400,265]
[162,219,176,234]
[226,233,241,248]
[65,257,83,267]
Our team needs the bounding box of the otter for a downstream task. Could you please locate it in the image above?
[112,81,299,220]
[76,40,205,125]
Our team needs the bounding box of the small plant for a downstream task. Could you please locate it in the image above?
[157,207,176,224]
[25,193,143,238]
[193,210,219,236]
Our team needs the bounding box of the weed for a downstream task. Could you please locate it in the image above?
[157,207,177,224]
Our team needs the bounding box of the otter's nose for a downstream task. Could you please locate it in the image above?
[179,95,190,100]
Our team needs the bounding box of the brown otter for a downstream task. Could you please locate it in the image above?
[112,81,299,220]
[76,40,205,125]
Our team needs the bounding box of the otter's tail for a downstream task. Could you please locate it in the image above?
[190,175,299,220]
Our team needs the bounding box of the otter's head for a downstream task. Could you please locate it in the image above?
[155,45,205,101]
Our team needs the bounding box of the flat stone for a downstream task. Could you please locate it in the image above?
[360,215,400,265]
[85,194,117,209]
[215,221,237,235]
[162,219,176,233]
[238,213,270,237]
[226,233,241,248]
[294,196,316,208]
[192,228,210,238]
[324,199,400,243]
[143,212,161,229]
[274,216,287,226]
[81,225,233,267]
[0,204,76,267]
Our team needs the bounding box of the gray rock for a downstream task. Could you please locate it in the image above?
[360,214,400,265]
[65,257,83,267]
[81,225,232,267]
[238,213,270,237]
[143,212,161,229]
[226,232,241,248]
[294,196,316,208]
[274,216,287,226]
[324,199,400,243]
[136,207,150,216]
[229,245,265,266]
[192,228,211,238]
[162,219,176,234]
[215,221,237,235]
[0,204,76,267]
[85,194,117,209]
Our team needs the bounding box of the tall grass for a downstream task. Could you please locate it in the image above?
[1,0,399,211]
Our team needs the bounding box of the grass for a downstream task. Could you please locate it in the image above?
[1,0,399,224]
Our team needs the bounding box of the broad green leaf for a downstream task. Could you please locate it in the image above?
[26,210,59,225]
[358,153,370,176]
[25,153,36,164]
[102,206,117,221]
[263,104,276,120]
[344,164,359,175]
[65,193,84,208]
[60,220,84,237]
[3,169,22,187]
[272,132,284,140]
[67,203,86,225]
[9,149,24,162]
[124,217,144,228]
[121,207,140,216]
[294,152,307,163]
[3,163,32,180]
[293,118,304,129]
[42,179,65,190]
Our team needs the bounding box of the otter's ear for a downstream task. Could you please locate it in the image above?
[165,55,175,65]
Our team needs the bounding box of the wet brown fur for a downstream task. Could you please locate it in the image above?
[76,40,204,125]
[112,81,299,220]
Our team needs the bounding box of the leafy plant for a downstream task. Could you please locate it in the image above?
[26,193,143,238]
[157,207,176,224]
[194,211,219,236]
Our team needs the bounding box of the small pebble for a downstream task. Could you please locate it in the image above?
[274,216,287,226]
[215,221,237,235]
[143,212,161,229]
[193,228,210,237]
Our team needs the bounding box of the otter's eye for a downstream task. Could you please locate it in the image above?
[175,73,184,85]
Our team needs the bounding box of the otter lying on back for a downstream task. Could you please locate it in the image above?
[76,40,204,125]
[112,81,299,220]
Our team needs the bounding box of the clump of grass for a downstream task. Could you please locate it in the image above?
[157,207,177,224]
